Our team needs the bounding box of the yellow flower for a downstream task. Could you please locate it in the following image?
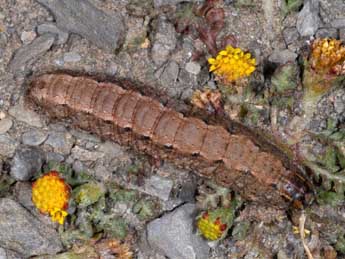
[208,45,256,83]
[197,211,228,241]
[50,208,68,225]
[32,171,70,224]
[310,38,345,74]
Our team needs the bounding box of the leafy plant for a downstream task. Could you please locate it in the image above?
[174,0,235,57]
[281,0,303,15]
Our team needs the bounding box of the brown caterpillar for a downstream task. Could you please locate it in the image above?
[26,73,312,208]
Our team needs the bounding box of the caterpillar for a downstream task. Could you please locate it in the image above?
[26,73,312,208]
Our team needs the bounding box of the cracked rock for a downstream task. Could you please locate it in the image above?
[0,198,62,256]
[37,22,69,45]
[151,16,177,66]
[144,175,173,201]
[8,34,55,73]
[296,0,321,37]
[146,203,209,259]
[36,0,125,51]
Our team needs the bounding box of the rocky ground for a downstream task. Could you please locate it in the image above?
[0,0,345,258]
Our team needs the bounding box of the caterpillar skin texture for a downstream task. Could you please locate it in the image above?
[27,73,311,208]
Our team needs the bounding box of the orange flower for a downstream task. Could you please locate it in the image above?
[310,38,345,74]
[32,171,70,224]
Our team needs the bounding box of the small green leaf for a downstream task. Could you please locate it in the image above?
[336,235,345,254]
[97,215,128,240]
[286,0,303,12]
[132,198,157,221]
[232,222,250,241]
[72,182,106,208]
[317,190,344,207]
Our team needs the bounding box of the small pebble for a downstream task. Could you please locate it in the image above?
[20,30,37,44]
[0,117,13,134]
[22,130,48,146]
[185,61,201,75]
[63,52,81,63]
[0,111,6,120]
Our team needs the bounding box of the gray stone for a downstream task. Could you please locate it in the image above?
[70,129,101,143]
[91,163,112,182]
[159,60,179,84]
[283,27,299,45]
[0,247,7,259]
[20,30,37,44]
[185,62,201,75]
[296,0,320,37]
[0,134,17,157]
[37,22,69,44]
[315,28,338,38]
[0,118,12,134]
[334,97,345,114]
[22,130,48,146]
[147,203,209,259]
[0,198,62,256]
[331,19,345,29]
[151,16,177,66]
[45,130,75,155]
[178,181,197,203]
[144,175,173,201]
[319,0,345,25]
[63,52,81,63]
[14,182,34,210]
[36,0,125,51]
[10,145,45,181]
[98,141,126,160]
[71,146,104,162]
[0,247,24,259]
[13,181,56,228]
[268,49,298,65]
[72,159,86,173]
[8,34,55,72]
[158,61,181,97]
[8,101,43,127]
[339,28,345,41]
[46,152,65,163]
